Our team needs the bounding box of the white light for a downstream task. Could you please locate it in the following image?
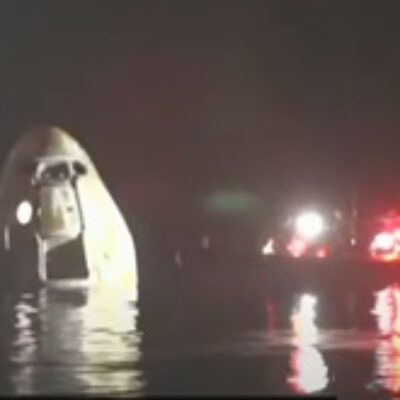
[371,232,395,251]
[16,200,33,225]
[291,294,319,346]
[262,238,275,255]
[300,294,317,310]
[287,347,329,393]
[374,285,400,337]
[295,211,324,240]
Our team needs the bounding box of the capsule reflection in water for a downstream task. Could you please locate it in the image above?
[10,288,143,396]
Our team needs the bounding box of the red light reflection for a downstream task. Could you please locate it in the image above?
[315,246,328,259]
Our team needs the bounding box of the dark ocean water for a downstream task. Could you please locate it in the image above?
[1,260,400,399]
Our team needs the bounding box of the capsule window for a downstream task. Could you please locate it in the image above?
[73,161,87,176]
[39,162,70,183]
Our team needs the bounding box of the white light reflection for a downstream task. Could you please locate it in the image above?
[287,346,329,394]
[371,284,400,394]
[291,294,319,346]
[262,238,275,256]
[287,293,329,394]
[372,284,400,337]
[373,336,400,394]
[295,211,324,240]
[10,288,144,396]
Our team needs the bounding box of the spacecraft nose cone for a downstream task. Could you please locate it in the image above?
[23,125,83,158]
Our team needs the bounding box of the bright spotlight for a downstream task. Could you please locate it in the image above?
[300,294,317,310]
[16,200,33,225]
[262,238,275,255]
[295,211,324,240]
[371,232,395,251]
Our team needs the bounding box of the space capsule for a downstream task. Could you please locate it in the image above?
[0,126,138,301]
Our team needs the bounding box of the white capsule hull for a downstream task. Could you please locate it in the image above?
[0,126,138,302]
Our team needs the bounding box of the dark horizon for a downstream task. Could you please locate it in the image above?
[1,1,400,214]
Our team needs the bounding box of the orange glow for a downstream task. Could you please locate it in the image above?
[370,251,399,263]
[374,337,400,393]
[382,253,400,263]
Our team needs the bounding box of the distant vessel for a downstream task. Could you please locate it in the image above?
[0,125,138,301]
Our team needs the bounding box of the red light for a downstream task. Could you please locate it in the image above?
[315,247,328,259]
[369,231,400,262]
[287,237,307,258]
[369,213,400,263]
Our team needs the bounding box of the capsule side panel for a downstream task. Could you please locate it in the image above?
[76,167,138,301]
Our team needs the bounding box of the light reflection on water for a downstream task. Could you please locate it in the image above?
[371,284,400,395]
[287,346,329,394]
[287,292,329,394]
[290,293,319,346]
[372,284,400,337]
[374,337,400,394]
[285,285,400,396]
[9,288,144,396]
[6,280,400,396]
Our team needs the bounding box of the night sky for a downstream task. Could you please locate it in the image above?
[1,1,400,215]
